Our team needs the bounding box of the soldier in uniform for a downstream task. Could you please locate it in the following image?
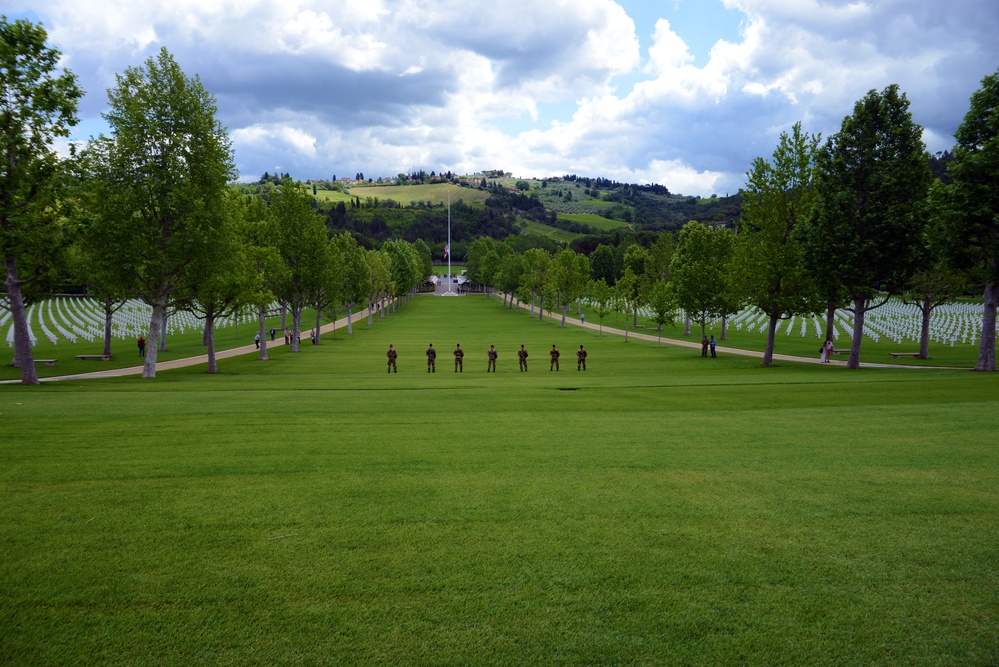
[518,345,529,372]
[386,344,398,373]
[550,344,560,371]
[426,343,436,373]
[453,343,464,372]
[577,344,587,371]
[487,344,498,372]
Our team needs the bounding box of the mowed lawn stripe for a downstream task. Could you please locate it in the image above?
[1,295,997,665]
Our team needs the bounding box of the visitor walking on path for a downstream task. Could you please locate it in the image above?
[137,336,146,357]
[710,335,716,358]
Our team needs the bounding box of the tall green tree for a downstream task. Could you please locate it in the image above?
[589,244,617,285]
[86,47,235,377]
[937,69,999,371]
[547,249,589,327]
[0,17,82,383]
[588,278,613,335]
[800,85,931,369]
[648,279,677,347]
[495,252,524,309]
[521,248,551,320]
[365,249,392,325]
[185,193,259,372]
[733,122,824,366]
[270,180,328,352]
[669,221,734,338]
[332,232,370,335]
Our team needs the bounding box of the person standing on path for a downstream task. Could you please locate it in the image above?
[577,344,587,371]
[701,335,709,358]
[518,345,529,372]
[137,335,146,357]
[387,344,398,373]
[710,335,716,358]
[426,343,436,373]
[487,345,498,372]
[454,343,464,372]
[550,344,560,371]
[269,328,276,341]
[254,332,260,349]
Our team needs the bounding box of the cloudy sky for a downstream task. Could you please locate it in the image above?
[10,0,999,195]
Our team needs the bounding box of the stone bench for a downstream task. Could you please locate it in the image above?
[76,354,112,361]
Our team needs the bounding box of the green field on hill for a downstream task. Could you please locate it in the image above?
[557,211,631,231]
[1,296,997,665]
[346,182,491,206]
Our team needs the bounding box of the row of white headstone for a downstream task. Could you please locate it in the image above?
[3,297,265,347]
[592,296,982,347]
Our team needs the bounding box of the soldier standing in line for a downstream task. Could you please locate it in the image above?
[518,345,529,372]
[577,344,587,371]
[487,344,498,372]
[426,343,436,373]
[454,343,464,372]
[387,344,398,373]
[550,344,560,371]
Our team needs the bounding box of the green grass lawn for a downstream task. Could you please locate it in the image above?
[1,296,997,665]
[518,218,580,242]
[0,309,318,381]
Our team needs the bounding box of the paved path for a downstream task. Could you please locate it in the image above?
[4,297,964,384]
[2,309,373,384]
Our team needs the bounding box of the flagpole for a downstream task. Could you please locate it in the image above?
[447,192,452,292]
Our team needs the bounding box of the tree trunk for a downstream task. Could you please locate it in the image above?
[144,291,168,379]
[825,305,836,343]
[683,314,691,336]
[561,305,567,328]
[258,303,268,361]
[280,301,287,329]
[315,306,322,344]
[205,313,217,373]
[847,298,865,369]
[530,296,535,319]
[159,311,168,352]
[368,298,374,325]
[202,320,210,346]
[3,258,38,384]
[290,306,302,352]
[538,296,545,321]
[346,304,353,334]
[918,296,931,360]
[976,279,997,372]
[103,303,114,358]
[633,308,638,329]
[763,312,778,367]
[721,314,728,341]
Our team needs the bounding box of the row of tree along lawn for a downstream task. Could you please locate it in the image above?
[2,15,997,384]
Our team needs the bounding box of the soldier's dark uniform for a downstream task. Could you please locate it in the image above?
[577,344,587,371]
[550,345,560,371]
[518,345,529,372]
[454,344,464,372]
[487,345,498,372]
[387,344,398,373]
[426,344,436,373]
